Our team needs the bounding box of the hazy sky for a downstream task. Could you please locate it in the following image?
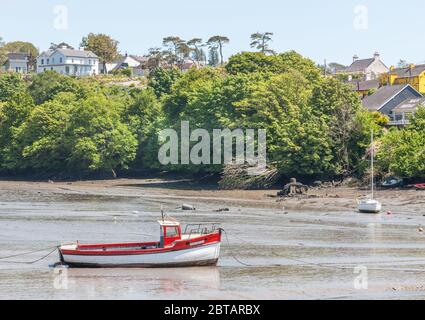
[1,0,424,66]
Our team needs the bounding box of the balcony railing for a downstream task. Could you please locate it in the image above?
[388,119,410,126]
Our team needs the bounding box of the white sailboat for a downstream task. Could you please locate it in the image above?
[358,131,382,214]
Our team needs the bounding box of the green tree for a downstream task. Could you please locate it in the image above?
[0,92,35,171]
[0,37,5,65]
[148,67,182,98]
[2,41,39,70]
[28,71,82,105]
[146,47,166,72]
[250,32,275,55]
[328,62,347,74]
[12,93,75,172]
[82,33,120,74]
[163,36,185,65]
[208,47,220,67]
[377,107,425,179]
[310,77,383,175]
[123,88,163,168]
[0,73,28,102]
[397,60,409,68]
[66,94,138,177]
[187,38,204,64]
[207,36,229,65]
[226,51,321,82]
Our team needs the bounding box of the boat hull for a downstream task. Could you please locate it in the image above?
[358,200,382,214]
[60,242,221,268]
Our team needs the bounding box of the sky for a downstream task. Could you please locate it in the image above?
[1,0,425,67]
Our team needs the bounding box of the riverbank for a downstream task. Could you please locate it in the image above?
[0,178,423,214]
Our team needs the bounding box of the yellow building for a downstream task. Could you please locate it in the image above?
[380,64,425,94]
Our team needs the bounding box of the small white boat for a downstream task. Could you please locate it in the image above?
[358,198,382,214]
[358,130,382,214]
[58,217,222,268]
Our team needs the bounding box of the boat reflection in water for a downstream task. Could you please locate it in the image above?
[61,267,221,299]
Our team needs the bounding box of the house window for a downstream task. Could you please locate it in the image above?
[47,59,49,64]
[52,58,55,63]
[41,59,44,65]
[60,58,63,63]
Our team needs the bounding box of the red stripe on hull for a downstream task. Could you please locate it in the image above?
[61,232,221,257]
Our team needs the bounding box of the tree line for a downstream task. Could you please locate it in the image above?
[0,45,423,183]
[1,32,276,74]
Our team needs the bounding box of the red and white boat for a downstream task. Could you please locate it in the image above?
[58,218,222,268]
[415,183,425,190]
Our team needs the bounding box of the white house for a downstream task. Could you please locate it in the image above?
[341,52,389,81]
[36,44,99,76]
[99,54,149,76]
[2,53,30,73]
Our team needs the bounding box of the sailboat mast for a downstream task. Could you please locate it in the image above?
[371,130,374,200]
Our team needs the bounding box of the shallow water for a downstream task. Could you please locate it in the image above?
[1,189,425,300]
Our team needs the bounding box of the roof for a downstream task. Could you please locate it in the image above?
[158,220,180,227]
[7,52,29,60]
[345,58,375,73]
[393,97,425,113]
[388,64,425,78]
[130,55,148,64]
[56,48,98,59]
[349,79,380,91]
[112,56,141,70]
[362,84,416,111]
[39,48,98,59]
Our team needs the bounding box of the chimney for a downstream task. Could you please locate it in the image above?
[353,54,359,62]
[373,52,380,60]
[79,47,85,51]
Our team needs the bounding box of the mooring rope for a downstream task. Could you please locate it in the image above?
[220,228,425,273]
[220,229,253,267]
[0,246,59,265]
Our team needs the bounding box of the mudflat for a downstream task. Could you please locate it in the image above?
[0,178,425,300]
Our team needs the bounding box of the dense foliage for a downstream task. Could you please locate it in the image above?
[377,108,425,179]
[0,50,419,183]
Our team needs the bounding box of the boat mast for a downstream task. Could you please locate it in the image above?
[371,130,374,200]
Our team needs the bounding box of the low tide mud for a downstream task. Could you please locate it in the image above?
[0,179,425,300]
